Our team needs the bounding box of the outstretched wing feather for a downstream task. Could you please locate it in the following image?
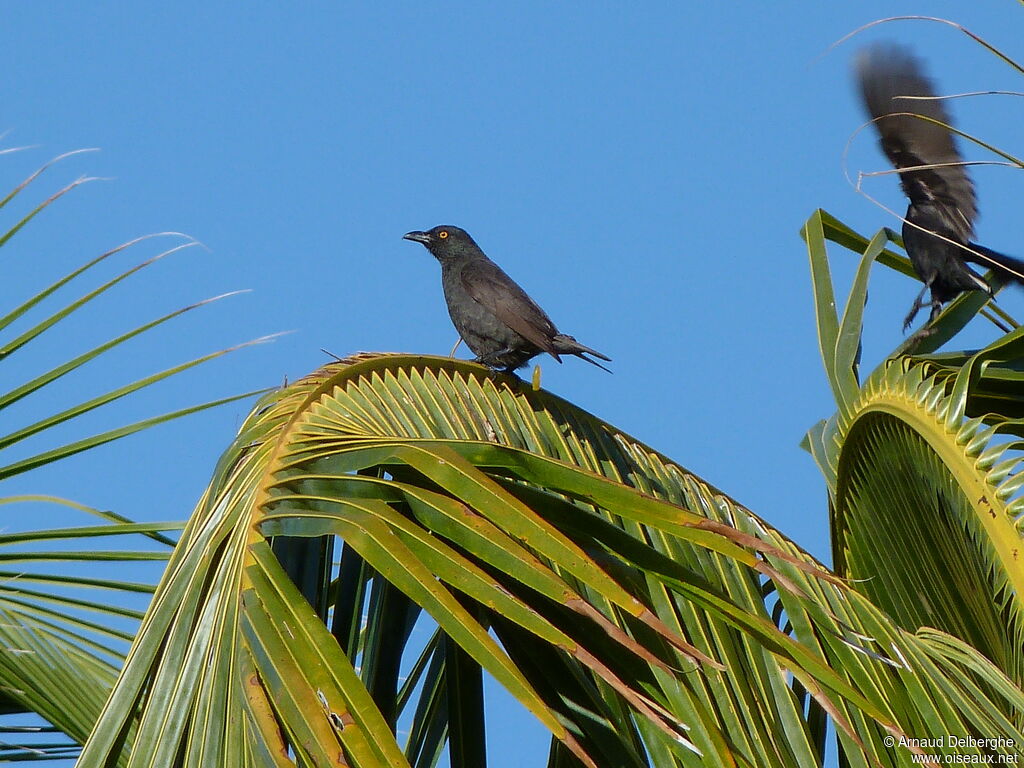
[857,44,976,241]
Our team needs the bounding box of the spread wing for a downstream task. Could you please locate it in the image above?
[460,259,559,356]
[856,44,976,241]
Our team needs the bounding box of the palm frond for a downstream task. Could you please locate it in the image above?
[77,352,1024,767]
[0,149,265,763]
[804,209,1024,690]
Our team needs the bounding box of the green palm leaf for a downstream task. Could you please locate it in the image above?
[804,210,1024,695]
[77,351,1023,766]
[0,150,265,762]
[13,25,1024,765]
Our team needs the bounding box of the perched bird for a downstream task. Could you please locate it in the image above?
[403,225,611,373]
[856,43,1024,330]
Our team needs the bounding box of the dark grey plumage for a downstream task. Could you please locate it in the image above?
[856,43,1024,329]
[403,225,611,373]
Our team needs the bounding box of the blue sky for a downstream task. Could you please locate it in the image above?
[4,2,1023,764]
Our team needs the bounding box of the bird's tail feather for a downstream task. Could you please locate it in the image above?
[552,333,611,360]
[966,243,1024,284]
[576,353,613,373]
[551,334,612,373]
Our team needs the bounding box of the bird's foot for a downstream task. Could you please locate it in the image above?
[903,299,944,341]
[473,347,531,374]
[902,302,925,332]
[469,354,520,379]
[472,353,503,369]
[903,284,933,333]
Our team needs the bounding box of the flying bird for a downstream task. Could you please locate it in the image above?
[403,225,611,373]
[856,43,1024,330]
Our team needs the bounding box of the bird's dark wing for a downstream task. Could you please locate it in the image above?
[459,259,559,355]
[857,44,976,241]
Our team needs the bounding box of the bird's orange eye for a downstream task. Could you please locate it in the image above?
[438,230,449,239]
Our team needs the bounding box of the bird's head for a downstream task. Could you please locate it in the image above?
[403,225,479,261]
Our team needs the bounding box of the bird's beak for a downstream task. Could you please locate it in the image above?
[403,230,432,244]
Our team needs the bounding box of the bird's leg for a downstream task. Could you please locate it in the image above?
[902,282,932,332]
[904,279,944,340]
[902,299,925,331]
[904,298,944,342]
